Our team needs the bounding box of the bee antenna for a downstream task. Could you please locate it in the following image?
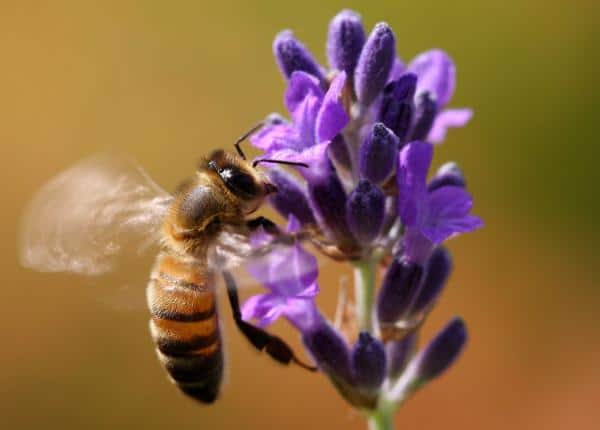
[234,122,264,160]
[252,159,309,169]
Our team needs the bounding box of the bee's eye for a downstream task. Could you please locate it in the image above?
[221,169,258,199]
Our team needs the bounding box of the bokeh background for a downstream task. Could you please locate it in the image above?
[2,1,599,429]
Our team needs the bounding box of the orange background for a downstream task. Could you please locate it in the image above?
[2,1,599,429]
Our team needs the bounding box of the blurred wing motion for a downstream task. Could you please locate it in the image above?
[19,153,173,276]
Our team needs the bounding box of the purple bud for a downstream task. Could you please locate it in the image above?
[410,247,452,316]
[410,92,438,141]
[387,332,417,380]
[414,317,467,381]
[427,162,466,191]
[327,10,366,82]
[328,134,352,172]
[359,123,398,184]
[346,179,385,244]
[302,321,352,381]
[376,257,423,324]
[352,332,386,392]
[354,23,396,106]
[267,168,316,225]
[307,167,356,249]
[273,31,325,82]
[379,74,417,142]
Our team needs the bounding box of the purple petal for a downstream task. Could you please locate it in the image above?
[428,108,473,144]
[250,123,301,153]
[285,71,324,114]
[293,94,321,149]
[408,49,456,108]
[421,186,483,243]
[246,239,318,296]
[316,72,349,143]
[243,294,321,333]
[242,293,285,327]
[266,142,331,182]
[397,141,433,226]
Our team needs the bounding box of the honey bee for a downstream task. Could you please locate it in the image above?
[19,125,315,403]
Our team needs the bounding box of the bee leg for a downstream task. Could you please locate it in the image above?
[222,271,317,372]
[246,216,281,236]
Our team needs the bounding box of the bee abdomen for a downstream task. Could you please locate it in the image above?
[147,254,223,403]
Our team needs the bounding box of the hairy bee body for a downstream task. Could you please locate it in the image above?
[147,253,223,403]
[147,151,273,403]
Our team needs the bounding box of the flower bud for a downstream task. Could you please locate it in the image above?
[376,257,423,325]
[327,10,366,82]
[358,123,398,184]
[387,332,417,380]
[273,30,325,82]
[379,74,416,142]
[352,332,386,392]
[410,92,438,141]
[267,168,317,226]
[427,162,466,191]
[302,321,352,382]
[413,317,467,382]
[410,247,452,316]
[346,179,385,244]
[307,167,357,251]
[354,23,396,106]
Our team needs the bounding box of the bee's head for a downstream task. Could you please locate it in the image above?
[206,150,278,214]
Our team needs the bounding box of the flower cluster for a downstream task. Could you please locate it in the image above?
[242,9,482,424]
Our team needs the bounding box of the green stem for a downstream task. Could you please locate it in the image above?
[367,407,394,430]
[353,258,377,333]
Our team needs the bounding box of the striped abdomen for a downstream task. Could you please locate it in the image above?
[147,253,223,403]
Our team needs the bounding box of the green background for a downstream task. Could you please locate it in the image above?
[2,1,598,429]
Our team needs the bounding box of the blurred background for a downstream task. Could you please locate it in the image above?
[2,1,599,429]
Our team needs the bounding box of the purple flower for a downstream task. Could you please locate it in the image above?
[251,71,349,181]
[407,50,473,143]
[242,216,321,332]
[397,141,482,263]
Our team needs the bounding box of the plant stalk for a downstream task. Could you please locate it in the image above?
[367,407,394,430]
[353,258,377,334]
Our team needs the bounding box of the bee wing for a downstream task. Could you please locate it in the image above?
[19,153,173,276]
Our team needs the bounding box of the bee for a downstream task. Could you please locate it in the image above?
[19,125,315,403]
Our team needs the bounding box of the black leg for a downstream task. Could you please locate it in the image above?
[222,271,316,372]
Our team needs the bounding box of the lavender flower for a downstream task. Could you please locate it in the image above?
[398,141,482,263]
[242,9,482,428]
[242,216,321,332]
